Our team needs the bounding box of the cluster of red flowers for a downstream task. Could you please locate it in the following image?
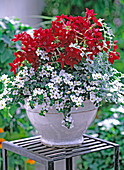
[9,8,120,74]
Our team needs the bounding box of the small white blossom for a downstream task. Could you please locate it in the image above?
[86,85,91,91]
[51,71,57,77]
[13,90,18,95]
[47,65,54,71]
[1,74,8,81]
[0,99,6,110]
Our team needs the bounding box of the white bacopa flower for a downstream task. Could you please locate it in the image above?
[57,92,63,99]
[51,71,57,77]
[90,94,96,102]
[68,81,73,88]
[0,99,6,110]
[83,82,87,87]
[63,79,68,84]
[12,90,18,95]
[22,69,28,76]
[36,48,42,56]
[74,81,81,86]
[47,65,54,71]
[50,92,58,99]
[55,100,59,105]
[74,90,80,96]
[47,83,54,88]
[96,97,102,103]
[41,103,49,110]
[86,85,91,91]
[30,67,35,74]
[2,89,8,95]
[39,71,44,77]
[0,94,3,99]
[23,76,29,81]
[55,76,62,83]
[17,82,24,88]
[92,74,97,80]
[97,73,102,79]
[1,74,8,81]
[70,95,77,102]
[82,89,86,93]
[59,69,66,76]
[23,90,31,95]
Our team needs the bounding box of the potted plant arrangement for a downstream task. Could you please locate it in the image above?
[0,9,123,147]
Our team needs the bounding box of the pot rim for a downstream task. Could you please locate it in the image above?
[26,107,97,114]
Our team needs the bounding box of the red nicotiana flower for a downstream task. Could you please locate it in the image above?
[65,57,78,69]
[9,8,120,74]
[57,53,69,68]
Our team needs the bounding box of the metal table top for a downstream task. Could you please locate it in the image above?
[2,134,118,163]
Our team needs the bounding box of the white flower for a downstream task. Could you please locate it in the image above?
[57,92,63,99]
[90,95,96,103]
[39,71,44,77]
[2,89,8,95]
[83,82,87,87]
[74,81,81,86]
[23,76,29,81]
[1,74,8,81]
[36,49,42,56]
[17,80,24,88]
[82,89,86,93]
[68,81,74,88]
[76,96,83,106]
[47,83,54,88]
[96,97,102,103]
[92,74,97,80]
[51,71,57,77]
[13,90,18,95]
[55,76,62,83]
[30,67,35,74]
[50,92,58,99]
[41,103,49,110]
[98,118,120,130]
[86,85,91,91]
[0,99,6,110]
[47,65,54,71]
[59,69,65,76]
[33,88,43,96]
[0,94,3,99]
[22,69,28,76]
[70,95,77,102]
[24,91,31,95]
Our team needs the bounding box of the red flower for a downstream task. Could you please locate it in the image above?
[57,53,69,68]
[65,47,81,62]
[108,51,120,64]
[9,61,19,74]
[65,57,78,69]
[85,8,97,20]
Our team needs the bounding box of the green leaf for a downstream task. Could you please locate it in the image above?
[0,41,5,53]
[1,34,11,45]
[0,29,2,39]
[0,49,12,63]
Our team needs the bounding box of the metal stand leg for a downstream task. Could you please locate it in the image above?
[114,145,119,170]
[66,157,72,170]
[2,148,7,170]
[48,161,54,170]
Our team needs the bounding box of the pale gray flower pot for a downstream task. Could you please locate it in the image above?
[25,100,97,147]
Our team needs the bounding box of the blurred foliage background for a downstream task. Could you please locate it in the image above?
[0,0,124,169]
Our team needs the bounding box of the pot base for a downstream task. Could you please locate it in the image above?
[40,136,84,147]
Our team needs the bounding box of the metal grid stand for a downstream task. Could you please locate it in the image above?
[2,134,119,170]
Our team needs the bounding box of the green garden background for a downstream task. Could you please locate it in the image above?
[0,0,124,169]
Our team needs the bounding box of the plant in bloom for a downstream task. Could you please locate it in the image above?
[0,9,124,128]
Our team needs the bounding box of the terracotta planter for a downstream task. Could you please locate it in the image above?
[25,100,97,147]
